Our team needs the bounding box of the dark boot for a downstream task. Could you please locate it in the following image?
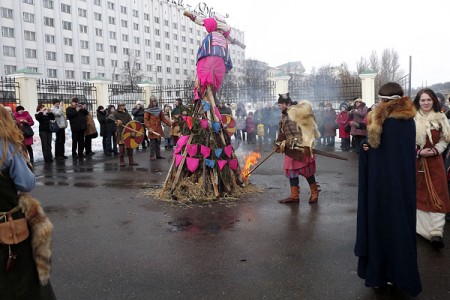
[309,182,319,204]
[279,186,300,204]
[127,149,138,166]
[119,144,126,167]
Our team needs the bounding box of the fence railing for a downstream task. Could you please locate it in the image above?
[0,76,20,108]
[153,83,195,108]
[108,84,146,112]
[37,79,97,114]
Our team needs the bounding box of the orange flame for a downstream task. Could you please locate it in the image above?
[240,151,261,181]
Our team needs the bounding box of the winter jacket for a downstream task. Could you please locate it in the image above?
[144,107,171,139]
[50,105,67,129]
[13,111,34,146]
[66,105,88,131]
[35,111,55,133]
[132,106,145,123]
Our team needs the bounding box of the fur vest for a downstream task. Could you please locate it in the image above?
[415,110,450,152]
[367,97,416,148]
[18,193,53,285]
[287,100,320,148]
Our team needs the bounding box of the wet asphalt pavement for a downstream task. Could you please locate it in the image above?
[31,143,450,300]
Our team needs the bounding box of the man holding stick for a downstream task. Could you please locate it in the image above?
[275,93,321,204]
[144,96,172,161]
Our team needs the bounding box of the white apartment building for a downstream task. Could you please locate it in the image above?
[0,0,245,85]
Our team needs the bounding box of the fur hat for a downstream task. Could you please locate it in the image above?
[353,98,363,105]
[278,93,292,104]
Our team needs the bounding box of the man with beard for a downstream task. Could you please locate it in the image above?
[275,93,320,204]
[113,101,138,167]
[144,97,172,161]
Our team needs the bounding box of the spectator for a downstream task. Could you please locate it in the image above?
[66,97,88,159]
[323,102,337,147]
[35,104,55,163]
[162,105,173,149]
[13,105,35,163]
[171,98,188,145]
[414,88,450,249]
[83,104,97,156]
[51,99,68,160]
[335,103,351,151]
[245,111,256,144]
[104,105,118,156]
[349,98,368,154]
[132,100,148,150]
[97,106,108,155]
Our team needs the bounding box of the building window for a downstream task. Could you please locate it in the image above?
[156,53,161,60]
[155,41,160,48]
[82,71,90,80]
[1,8,13,19]
[1,27,14,38]
[144,26,150,33]
[109,31,116,39]
[45,34,55,44]
[46,51,56,61]
[64,37,72,46]
[96,43,104,51]
[164,31,169,38]
[182,36,186,42]
[156,66,162,72]
[4,65,17,75]
[24,30,36,40]
[27,67,38,72]
[81,56,90,64]
[175,68,180,74]
[94,0,101,6]
[110,45,117,53]
[121,6,127,14]
[108,16,115,24]
[133,10,138,17]
[144,13,149,21]
[111,60,117,67]
[146,65,151,71]
[135,63,141,70]
[175,57,179,63]
[23,0,34,4]
[107,2,114,9]
[95,28,103,36]
[23,12,35,23]
[135,50,140,57]
[154,17,159,23]
[134,37,140,44]
[123,48,129,55]
[133,23,139,30]
[164,20,169,26]
[94,13,102,21]
[173,34,178,40]
[146,52,151,59]
[80,40,89,49]
[145,39,151,46]
[43,0,54,9]
[65,70,74,79]
[47,69,57,78]
[43,17,54,27]
[155,29,160,36]
[165,44,170,50]
[64,53,74,63]
[62,21,72,31]
[97,58,104,66]
[78,8,87,17]
[122,34,128,42]
[25,48,37,59]
[165,55,170,62]
[98,73,105,77]
[3,46,16,57]
[121,20,128,28]
[80,25,88,33]
[173,22,178,29]
[61,3,71,13]
[166,67,171,73]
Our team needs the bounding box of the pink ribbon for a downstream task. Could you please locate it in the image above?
[186,144,198,157]
[224,145,233,158]
[186,157,199,173]
[228,159,238,170]
[200,145,211,158]
[177,135,189,147]
[200,119,208,129]
[175,154,183,167]
[217,160,228,170]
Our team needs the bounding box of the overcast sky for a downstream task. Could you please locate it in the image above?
[189,0,449,88]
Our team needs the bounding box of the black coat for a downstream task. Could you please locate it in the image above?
[35,112,55,132]
[66,106,88,131]
[355,117,422,297]
[97,110,107,136]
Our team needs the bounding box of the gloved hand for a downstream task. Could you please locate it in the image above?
[302,146,312,157]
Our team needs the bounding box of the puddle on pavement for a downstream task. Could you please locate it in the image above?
[168,215,237,234]
[102,179,145,189]
[74,182,98,188]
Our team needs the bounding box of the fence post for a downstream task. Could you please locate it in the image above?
[270,74,290,97]
[9,70,41,111]
[138,80,154,107]
[90,78,109,109]
[359,70,377,107]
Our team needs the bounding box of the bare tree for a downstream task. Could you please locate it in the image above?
[356,57,370,74]
[120,54,143,90]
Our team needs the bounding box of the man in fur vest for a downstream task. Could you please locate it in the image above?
[275,93,321,204]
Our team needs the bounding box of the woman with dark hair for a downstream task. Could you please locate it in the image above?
[355,82,422,297]
[35,104,55,163]
[13,105,34,164]
[413,88,450,249]
[104,105,118,156]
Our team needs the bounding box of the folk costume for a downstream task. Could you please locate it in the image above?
[113,107,138,167]
[0,140,55,299]
[415,109,450,245]
[144,102,172,161]
[355,94,422,297]
[275,94,320,204]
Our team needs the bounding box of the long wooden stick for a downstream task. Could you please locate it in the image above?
[247,149,277,176]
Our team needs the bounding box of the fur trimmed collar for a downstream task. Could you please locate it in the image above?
[415,110,450,148]
[367,97,416,148]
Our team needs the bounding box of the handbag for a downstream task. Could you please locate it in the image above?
[49,120,60,133]
[21,123,34,137]
[345,124,351,133]
[0,208,29,245]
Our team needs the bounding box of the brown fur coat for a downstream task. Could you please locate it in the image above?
[367,97,416,148]
[18,193,53,285]
[415,110,450,153]
[287,100,320,149]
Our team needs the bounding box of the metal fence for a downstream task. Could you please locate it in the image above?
[0,76,20,108]
[153,83,195,108]
[108,84,146,112]
[37,79,97,114]
[219,80,277,105]
[290,77,362,108]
